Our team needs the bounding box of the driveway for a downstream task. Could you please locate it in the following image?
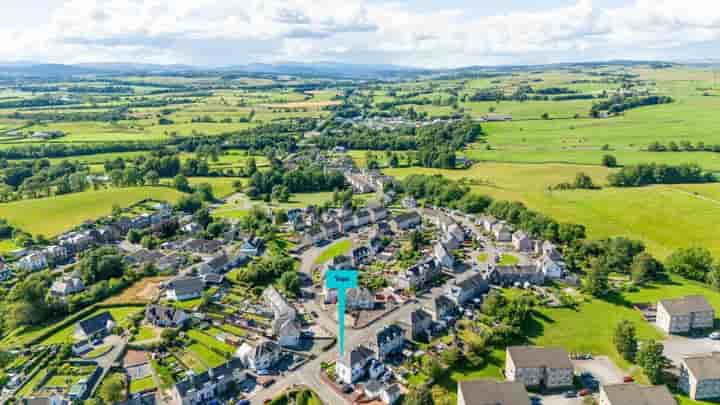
[663,334,720,366]
[573,356,625,385]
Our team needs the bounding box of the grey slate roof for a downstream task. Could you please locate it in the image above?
[659,295,714,316]
[77,312,115,336]
[683,352,720,380]
[167,277,205,296]
[507,346,572,370]
[458,379,531,405]
[601,383,676,405]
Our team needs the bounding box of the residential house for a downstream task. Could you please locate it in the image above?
[536,255,564,279]
[304,229,324,246]
[322,221,341,239]
[125,249,164,267]
[446,273,489,305]
[16,251,48,271]
[390,212,422,232]
[485,264,545,286]
[656,295,715,334]
[182,239,223,254]
[336,345,375,384]
[410,309,433,341]
[166,277,205,301]
[346,172,376,193]
[368,204,389,223]
[50,275,85,298]
[541,241,563,261]
[346,287,375,310]
[235,340,281,371]
[352,246,371,266]
[181,222,202,235]
[433,242,454,269]
[382,384,401,404]
[43,245,69,263]
[369,236,386,256]
[598,383,676,405]
[0,262,12,281]
[492,222,512,242]
[512,231,532,252]
[171,358,247,405]
[364,380,385,401]
[395,257,440,291]
[238,237,263,257]
[145,305,189,328]
[156,253,186,272]
[354,209,371,228]
[431,295,457,321]
[376,324,404,361]
[262,286,301,347]
[457,379,530,405]
[505,346,574,389]
[481,216,498,233]
[680,352,720,400]
[338,215,356,234]
[74,312,116,340]
[401,196,417,209]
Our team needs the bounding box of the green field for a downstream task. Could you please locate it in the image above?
[0,187,183,236]
[314,239,352,265]
[0,305,143,348]
[187,330,235,354]
[386,165,720,258]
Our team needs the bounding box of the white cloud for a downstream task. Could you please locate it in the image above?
[2,0,720,67]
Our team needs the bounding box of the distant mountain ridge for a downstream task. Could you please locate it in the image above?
[0,59,707,80]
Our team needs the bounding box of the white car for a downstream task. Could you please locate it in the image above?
[709,332,720,340]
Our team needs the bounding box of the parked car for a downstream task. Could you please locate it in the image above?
[262,379,275,388]
[579,389,591,396]
[310,311,319,318]
[623,376,635,383]
[237,401,250,405]
[709,331,720,340]
[530,395,542,404]
[564,391,577,398]
[342,384,353,394]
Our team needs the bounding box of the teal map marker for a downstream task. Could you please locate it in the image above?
[325,269,358,356]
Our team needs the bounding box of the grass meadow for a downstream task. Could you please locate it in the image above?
[385,164,720,258]
[0,186,183,236]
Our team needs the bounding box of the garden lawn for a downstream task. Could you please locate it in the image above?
[188,343,227,368]
[498,254,519,265]
[314,239,353,265]
[132,326,157,342]
[0,187,183,236]
[31,306,143,346]
[187,330,235,354]
[129,376,157,393]
[433,349,505,404]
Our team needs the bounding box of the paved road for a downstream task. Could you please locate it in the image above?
[249,235,456,404]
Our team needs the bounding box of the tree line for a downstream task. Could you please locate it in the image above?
[607,163,715,187]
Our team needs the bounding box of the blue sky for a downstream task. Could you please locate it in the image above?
[1,0,719,67]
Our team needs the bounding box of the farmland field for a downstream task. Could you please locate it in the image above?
[0,187,183,236]
[386,165,720,258]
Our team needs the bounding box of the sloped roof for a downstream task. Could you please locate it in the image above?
[601,383,676,405]
[507,346,572,370]
[458,379,531,405]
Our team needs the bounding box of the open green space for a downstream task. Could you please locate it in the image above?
[0,187,183,237]
[386,164,720,258]
[314,239,353,265]
[131,326,157,342]
[187,330,235,354]
[498,254,519,266]
[129,376,157,394]
[188,343,227,368]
